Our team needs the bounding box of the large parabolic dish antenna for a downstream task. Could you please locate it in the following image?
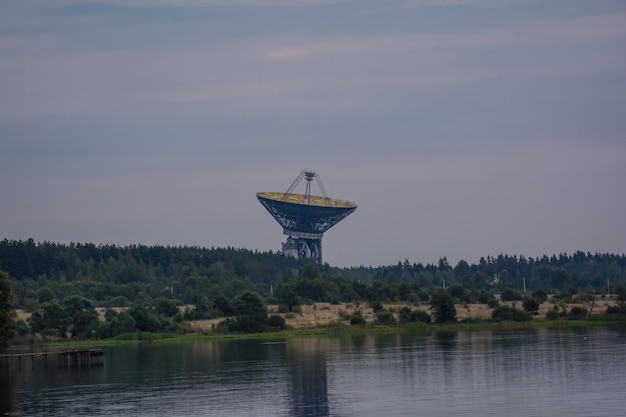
[257,171,357,264]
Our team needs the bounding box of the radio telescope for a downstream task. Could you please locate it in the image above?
[257,171,357,264]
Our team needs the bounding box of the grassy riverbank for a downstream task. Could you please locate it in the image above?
[37,314,626,351]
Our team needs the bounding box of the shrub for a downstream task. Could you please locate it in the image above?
[478,291,491,304]
[398,306,432,324]
[568,306,587,320]
[448,284,466,299]
[23,297,40,312]
[230,291,267,333]
[267,314,286,331]
[522,297,540,315]
[409,309,431,323]
[545,309,559,320]
[374,310,397,325]
[430,290,457,323]
[606,305,626,315]
[398,306,412,323]
[370,300,384,313]
[102,296,131,308]
[349,314,366,325]
[531,288,548,303]
[551,292,572,303]
[15,319,30,337]
[155,297,179,317]
[572,292,594,303]
[487,297,500,308]
[491,305,532,322]
[213,295,234,316]
[461,290,479,304]
[500,288,523,302]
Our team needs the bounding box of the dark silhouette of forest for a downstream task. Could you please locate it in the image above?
[1,239,625,342]
[2,239,624,308]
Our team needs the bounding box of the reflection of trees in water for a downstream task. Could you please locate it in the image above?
[0,369,17,415]
[435,331,458,349]
[435,331,458,384]
[287,340,329,417]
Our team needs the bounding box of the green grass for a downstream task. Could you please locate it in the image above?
[34,315,626,350]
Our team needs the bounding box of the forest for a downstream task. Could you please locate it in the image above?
[1,238,625,343]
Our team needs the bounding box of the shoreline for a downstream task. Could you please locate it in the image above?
[12,297,624,351]
[29,316,626,351]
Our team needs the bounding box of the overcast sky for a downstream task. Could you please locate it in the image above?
[1,0,625,268]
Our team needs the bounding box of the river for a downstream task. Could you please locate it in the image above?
[2,326,625,416]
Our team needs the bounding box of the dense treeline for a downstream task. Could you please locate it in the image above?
[1,239,625,309]
[1,239,625,342]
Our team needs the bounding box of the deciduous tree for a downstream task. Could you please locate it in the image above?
[63,295,99,338]
[231,291,267,332]
[430,289,457,323]
[0,270,17,349]
[522,297,540,315]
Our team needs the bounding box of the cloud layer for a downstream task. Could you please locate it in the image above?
[2,0,625,267]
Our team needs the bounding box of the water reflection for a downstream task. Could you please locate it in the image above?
[287,339,329,417]
[9,326,626,417]
[0,369,17,416]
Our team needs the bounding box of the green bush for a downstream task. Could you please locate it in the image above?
[23,296,40,312]
[500,288,523,301]
[291,305,302,315]
[522,297,540,315]
[15,319,30,337]
[545,310,560,320]
[398,306,412,323]
[267,314,286,331]
[155,297,179,317]
[430,290,457,323]
[113,332,140,341]
[374,310,397,325]
[531,288,548,303]
[478,291,490,304]
[487,297,500,308]
[460,290,479,304]
[606,305,626,315]
[103,296,131,308]
[409,309,431,323]
[572,292,594,303]
[349,314,366,325]
[448,284,466,299]
[370,300,384,313]
[491,305,532,322]
[231,291,267,333]
[568,306,587,320]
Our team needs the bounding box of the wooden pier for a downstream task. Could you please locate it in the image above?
[57,348,104,368]
[1,347,104,370]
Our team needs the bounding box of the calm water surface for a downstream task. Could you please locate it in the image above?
[2,326,625,416]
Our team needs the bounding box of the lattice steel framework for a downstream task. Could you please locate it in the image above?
[257,171,357,264]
